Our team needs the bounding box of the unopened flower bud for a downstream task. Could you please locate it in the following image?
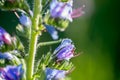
[45,68,67,80]
[19,14,31,27]
[44,24,59,40]
[0,27,12,45]
[0,52,13,60]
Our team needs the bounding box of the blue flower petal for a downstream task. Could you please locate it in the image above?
[0,52,13,60]
[45,68,66,80]
[45,25,59,40]
[0,64,24,80]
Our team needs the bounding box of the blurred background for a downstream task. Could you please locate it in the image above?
[0,0,119,80]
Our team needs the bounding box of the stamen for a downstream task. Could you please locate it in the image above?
[73,51,83,58]
[14,11,20,19]
[71,5,85,18]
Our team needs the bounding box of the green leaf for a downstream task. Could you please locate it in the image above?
[0,42,14,52]
[16,24,31,39]
[49,60,74,70]
[0,0,30,14]
[34,52,52,79]
[37,52,52,69]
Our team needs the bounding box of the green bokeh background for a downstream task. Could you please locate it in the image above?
[0,0,119,80]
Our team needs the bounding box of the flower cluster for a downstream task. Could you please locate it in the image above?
[0,0,83,80]
[44,39,77,80]
[0,27,24,80]
[44,0,85,39]
[0,64,23,80]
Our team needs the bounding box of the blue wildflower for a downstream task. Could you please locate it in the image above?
[45,68,66,80]
[19,14,31,27]
[0,64,24,80]
[44,24,59,40]
[0,27,12,45]
[0,52,13,60]
[50,0,85,22]
[53,39,75,61]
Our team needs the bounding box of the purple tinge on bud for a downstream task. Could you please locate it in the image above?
[0,52,13,60]
[0,27,12,45]
[44,24,59,40]
[53,39,75,61]
[45,68,66,80]
[19,14,31,27]
[0,64,24,80]
[50,0,85,22]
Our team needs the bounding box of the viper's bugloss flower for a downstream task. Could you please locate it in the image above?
[44,24,59,40]
[19,14,31,27]
[45,68,66,80]
[0,27,12,45]
[0,64,23,80]
[0,52,13,60]
[53,39,75,61]
[50,0,85,22]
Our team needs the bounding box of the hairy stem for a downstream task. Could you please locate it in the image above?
[37,39,62,48]
[26,0,41,80]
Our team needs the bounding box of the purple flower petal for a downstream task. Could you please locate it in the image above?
[53,39,75,61]
[50,0,73,21]
[56,45,74,61]
[50,0,84,21]
[53,39,72,54]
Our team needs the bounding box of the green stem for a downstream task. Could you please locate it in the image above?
[26,0,41,80]
[37,39,62,48]
[26,32,38,80]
